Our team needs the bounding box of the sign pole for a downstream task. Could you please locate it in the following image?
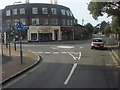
[16,21,23,64]
[16,21,28,64]
[19,29,23,64]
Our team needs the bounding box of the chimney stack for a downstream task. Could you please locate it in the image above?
[51,0,57,4]
[26,0,29,3]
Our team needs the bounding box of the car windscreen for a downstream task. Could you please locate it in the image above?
[93,39,102,42]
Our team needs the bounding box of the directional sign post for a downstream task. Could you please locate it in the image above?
[16,21,23,64]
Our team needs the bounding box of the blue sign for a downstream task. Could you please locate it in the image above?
[16,21,23,30]
[23,27,29,30]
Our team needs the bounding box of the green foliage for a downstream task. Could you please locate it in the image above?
[111,16,119,34]
[88,2,107,20]
[104,23,111,34]
[83,23,94,38]
[93,27,98,34]
[84,23,94,34]
[99,21,107,34]
[88,1,120,35]
[88,2,120,19]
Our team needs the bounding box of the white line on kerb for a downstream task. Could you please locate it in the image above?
[68,52,76,60]
[64,63,78,85]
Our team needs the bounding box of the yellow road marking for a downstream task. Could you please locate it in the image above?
[109,51,119,67]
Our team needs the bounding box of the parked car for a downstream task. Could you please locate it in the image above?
[91,38,105,49]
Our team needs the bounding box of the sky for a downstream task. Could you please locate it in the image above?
[0,0,112,26]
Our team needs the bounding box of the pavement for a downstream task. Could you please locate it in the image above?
[1,46,41,84]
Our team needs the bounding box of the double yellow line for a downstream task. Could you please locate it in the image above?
[109,50,120,68]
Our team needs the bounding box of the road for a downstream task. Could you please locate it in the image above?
[5,35,119,88]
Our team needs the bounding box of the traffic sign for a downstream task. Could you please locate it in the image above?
[16,21,23,30]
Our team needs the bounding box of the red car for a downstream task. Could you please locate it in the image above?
[91,38,105,49]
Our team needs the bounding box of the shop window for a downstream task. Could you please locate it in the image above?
[31,33,37,40]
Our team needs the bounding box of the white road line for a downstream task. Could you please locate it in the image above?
[44,52,51,54]
[80,47,83,48]
[78,52,82,60]
[64,63,78,85]
[70,52,78,54]
[38,52,43,54]
[61,52,67,54]
[53,52,59,54]
[68,52,77,60]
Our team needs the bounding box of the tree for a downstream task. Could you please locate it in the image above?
[104,23,111,36]
[93,27,99,34]
[83,23,94,39]
[88,1,120,46]
[84,23,94,34]
[111,16,119,34]
[88,2,120,20]
[99,21,108,34]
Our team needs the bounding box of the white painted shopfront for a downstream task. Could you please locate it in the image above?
[28,26,61,41]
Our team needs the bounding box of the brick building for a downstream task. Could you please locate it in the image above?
[1,1,84,42]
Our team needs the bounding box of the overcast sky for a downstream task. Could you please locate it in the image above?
[0,0,112,26]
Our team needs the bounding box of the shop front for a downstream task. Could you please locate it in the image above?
[61,27,74,40]
[28,26,61,42]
